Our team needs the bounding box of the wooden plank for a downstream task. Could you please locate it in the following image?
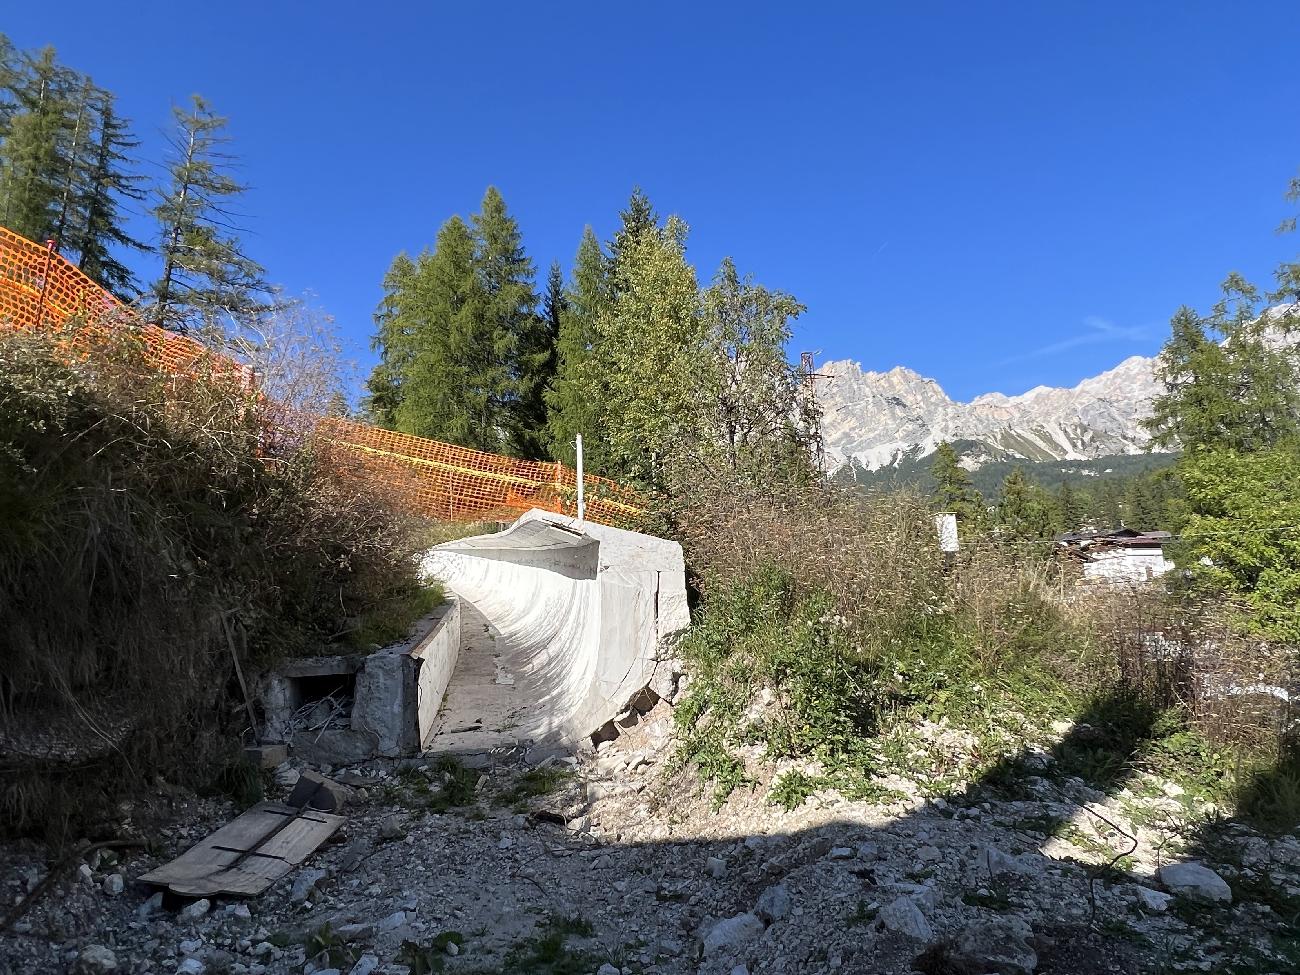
[139,802,345,898]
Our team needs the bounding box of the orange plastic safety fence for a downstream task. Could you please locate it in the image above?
[0,227,641,528]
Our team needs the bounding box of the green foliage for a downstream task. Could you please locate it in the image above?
[1146,301,1300,456]
[365,188,547,457]
[0,37,148,296]
[306,923,359,970]
[341,582,445,653]
[995,467,1056,542]
[427,755,479,812]
[546,226,611,468]
[847,444,1182,533]
[1175,441,1300,641]
[147,95,269,333]
[1233,745,1300,835]
[930,441,987,533]
[494,766,572,808]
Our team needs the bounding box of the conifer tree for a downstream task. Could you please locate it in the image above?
[546,226,611,467]
[471,186,544,456]
[1055,480,1084,533]
[1145,299,1300,454]
[608,186,658,287]
[67,88,147,296]
[0,47,74,241]
[518,260,563,456]
[364,252,420,427]
[997,468,1055,542]
[392,216,481,445]
[0,35,19,142]
[147,95,269,333]
[930,441,986,534]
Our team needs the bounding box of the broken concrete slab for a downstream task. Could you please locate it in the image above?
[287,771,353,813]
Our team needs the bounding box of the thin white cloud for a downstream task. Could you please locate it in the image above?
[1000,316,1154,364]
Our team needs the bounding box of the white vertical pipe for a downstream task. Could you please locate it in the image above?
[575,434,585,524]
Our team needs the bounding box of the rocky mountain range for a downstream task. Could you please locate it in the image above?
[817,353,1162,473]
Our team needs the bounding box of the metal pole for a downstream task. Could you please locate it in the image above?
[575,434,585,524]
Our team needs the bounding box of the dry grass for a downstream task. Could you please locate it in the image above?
[670,468,1298,827]
[0,327,427,840]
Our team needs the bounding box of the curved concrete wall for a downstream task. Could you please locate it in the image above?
[421,510,688,744]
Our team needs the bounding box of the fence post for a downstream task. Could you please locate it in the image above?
[36,239,56,328]
[576,434,585,524]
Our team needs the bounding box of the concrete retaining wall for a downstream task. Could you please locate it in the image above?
[257,596,461,762]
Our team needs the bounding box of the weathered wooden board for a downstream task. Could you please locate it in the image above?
[138,801,345,898]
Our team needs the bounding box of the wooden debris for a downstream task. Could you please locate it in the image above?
[138,801,344,898]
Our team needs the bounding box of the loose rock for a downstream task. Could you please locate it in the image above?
[879,896,933,940]
[1156,861,1232,903]
[74,945,118,974]
[945,917,1038,975]
[703,912,765,956]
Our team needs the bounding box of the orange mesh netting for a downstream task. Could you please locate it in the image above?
[0,226,641,527]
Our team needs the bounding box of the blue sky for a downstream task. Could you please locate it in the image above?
[8,2,1299,401]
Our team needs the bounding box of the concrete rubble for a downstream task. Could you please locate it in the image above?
[2,701,1299,974]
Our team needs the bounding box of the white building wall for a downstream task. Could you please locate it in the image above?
[1082,548,1175,584]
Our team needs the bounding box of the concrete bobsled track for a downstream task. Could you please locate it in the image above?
[419,510,689,754]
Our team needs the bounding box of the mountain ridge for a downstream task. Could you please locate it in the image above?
[817,351,1160,472]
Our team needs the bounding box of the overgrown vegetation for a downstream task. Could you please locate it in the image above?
[670,469,1298,832]
[0,327,426,839]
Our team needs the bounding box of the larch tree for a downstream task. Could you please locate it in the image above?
[147,95,269,334]
[546,226,611,467]
[0,47,74,241]
[67,88,147,297]
[391,216,481,445]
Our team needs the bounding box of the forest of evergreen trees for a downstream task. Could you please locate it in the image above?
[365,187,819,489]
[924,440,1186,540]
[0,35,269,331]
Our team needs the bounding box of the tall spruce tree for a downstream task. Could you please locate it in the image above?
[546,226,611,467]
[608,186,659,287]
[1055,480,1084,533]
[365,252,420,428]
[471,187,545,457]
[520,260,564,455]
[147,95,268,333]
[997,468,1055,542]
